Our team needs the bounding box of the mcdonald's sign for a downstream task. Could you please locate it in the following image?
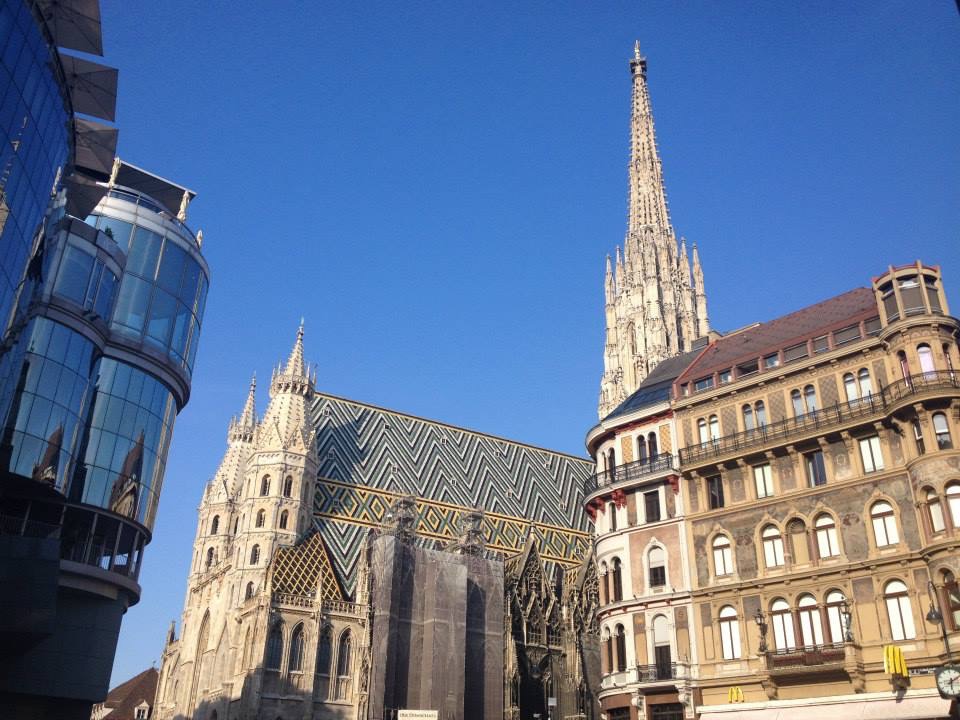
[727,686,744,703]
[883,645,909,677]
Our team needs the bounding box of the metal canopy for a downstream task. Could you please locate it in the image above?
[58,52,118,122]
[35,0,104,56]
[73,117,117,177]
[63,169,107,219]
[114,160,195,216]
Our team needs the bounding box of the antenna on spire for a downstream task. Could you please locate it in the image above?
[634,40,641,60]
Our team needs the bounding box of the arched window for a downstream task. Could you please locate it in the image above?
[804,385,817,413]
[614,624,626,671]
[255,509,266,528]
[205,547,215,569]
[708,415,719,442]
[711,534,733,576]
[884,580,916,640]
[926,489,946,533]
[771,598,796,650]
[210,515,219,535]
[825,590,847,643]
[842,373,858,402]
[698,418,708,445]
[719,605,741,659]
[743,404,754,431]
[526,604,543,645]
[283,476,293,497]
[250,544,260,565]
[942,571,960,630]
[918,344,935,376]
[648,546,666,587]
[317,626,333,675]
[858,368,873,397]
[245,582,254,600]
[913,419,927,455]
[871,501,898,547]
[755,401,767,427]
[652,615,671,677]
[598,561,608,605]
[791,389,804,417]
[335,630,352,699]
[797,594,823,647]
[260,475,271,496]
[289,624,305,672]
[947,483,960,528]
[648,431,659,459]
[265,623,283,670]
[232,516,239,535]
[933,412,953,450]
[602,627,613,673]
[814,514,840,558]
[898,351,911,381]
[608,502,617,532]
[762,525,785,568]
[611,557,623,602]
[636,435,647,463]
[279,510,289,530]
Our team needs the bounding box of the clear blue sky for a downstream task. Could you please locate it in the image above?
[103,0,960,685]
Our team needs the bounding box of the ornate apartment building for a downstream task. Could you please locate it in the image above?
[598,45,708,420]
[586,261,960,720]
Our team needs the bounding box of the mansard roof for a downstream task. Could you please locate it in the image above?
[677,286,877,384]
[603,349,701,421]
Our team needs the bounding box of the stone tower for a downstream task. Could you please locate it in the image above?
[155,325,324,720]
[598,44,709,418]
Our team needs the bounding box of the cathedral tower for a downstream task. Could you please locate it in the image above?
[598,44,709,418]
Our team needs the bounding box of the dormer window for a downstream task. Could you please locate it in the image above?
[694,376,714,392]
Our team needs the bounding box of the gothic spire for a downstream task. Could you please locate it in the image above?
[627,42,670,232]
[239,374,256,427]
[284,319,306,378]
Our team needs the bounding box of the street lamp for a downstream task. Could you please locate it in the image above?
[927,580,954,664]
[840,599,854,643]
[754,608,768,653]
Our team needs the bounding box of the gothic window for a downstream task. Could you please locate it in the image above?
[815,513,840,558]
[648,546,666,588]
[771,598,796,651]
[797,594,823,647]
[825,590,847,643]
[289,624,305,672]
[947,483,960,528]
[742,404,754,431]
[870,501,898,547]
[260,475,271,496]
[283,476,293,497]
[205,547,215,569]
[719,605,740,659]
[210,515,219,535]
[753,463,773,498]
[926,488,946,533]
[335,630,352,699]
[884,580,916,640]
[933,412,953,450]
[245,582,254,600]
[859,435,884,473]
[761,525,785,568]
[317,626,333,675]
[265,623,283,670]
[614,624,626,671]
[256,509,265,528]
[918,344,936,376]
[648,431,658,458]
[250,544,260,565]
[713,535,733,576]
[526,604,543,645]
[279,510,289,529]
[610,557,623,602]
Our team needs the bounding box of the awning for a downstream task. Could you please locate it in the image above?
[699,694,954,720]
[114,159,195,216]
[58,52,118,122]
[35,0,104,56]
[63,169,107,219]
[73,117,117,177]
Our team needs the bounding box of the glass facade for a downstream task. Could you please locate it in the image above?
[0,0,71,330]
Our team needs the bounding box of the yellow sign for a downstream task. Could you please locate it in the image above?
[883,645,908,676]
[727,686,744,703]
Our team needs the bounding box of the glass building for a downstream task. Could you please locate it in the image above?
[0,2,208,717]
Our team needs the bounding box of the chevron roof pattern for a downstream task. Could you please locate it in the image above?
[309,393,593,591]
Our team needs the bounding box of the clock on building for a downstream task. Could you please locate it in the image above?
[935,665,960,699]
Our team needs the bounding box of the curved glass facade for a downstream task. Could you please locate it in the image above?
[0,0,71,329]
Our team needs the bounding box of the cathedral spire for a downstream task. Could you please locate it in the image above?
[239,374,257,427]
[597,47,710,419]
[284,319,306,378]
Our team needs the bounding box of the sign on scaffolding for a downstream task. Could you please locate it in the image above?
[398,711,439,720]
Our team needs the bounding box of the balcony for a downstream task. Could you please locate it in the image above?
[766,643,846,672]
[601,663,687,690]
[680,371,960,467]
[585,454,677,496]
[636,662,682,682]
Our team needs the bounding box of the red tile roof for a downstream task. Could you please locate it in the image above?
[677,287,878,384]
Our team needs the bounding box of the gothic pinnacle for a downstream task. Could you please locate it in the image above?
[284,321,306,377]
[239,373,257,427]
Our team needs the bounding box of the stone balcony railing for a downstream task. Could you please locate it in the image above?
[601,662,688,689]
[679,371,960,467]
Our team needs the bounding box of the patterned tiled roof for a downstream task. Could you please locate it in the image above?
[677,287,877,383]
[270,531,345,600]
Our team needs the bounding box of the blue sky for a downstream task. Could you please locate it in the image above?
[103,1,960,684]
